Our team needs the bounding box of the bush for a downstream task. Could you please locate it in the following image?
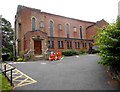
[62,49,79,56]
[79,48,87,54]
[16,57,26,62]
[0,73,13,91]
[95,21,120,66]
[16,50,28,62]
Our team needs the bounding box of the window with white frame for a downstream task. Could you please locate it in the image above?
[66,24,70,38]
[48,40,54,48]
[58,24,62,30]
[82,42,86,48]
[50,21,54,37]
[32,17,36,31]
[67,41,72,49]
[80,26,83,39]
[73,26,77,32]
[75,42,80,48]
[40,21,44,28]
[58,41,64,48]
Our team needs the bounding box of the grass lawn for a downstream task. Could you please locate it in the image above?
[0,73,13,91]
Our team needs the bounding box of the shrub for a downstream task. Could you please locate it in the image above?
[8,52,13,61]
[16,57,26,62]
[79,48,87,54]
[0,73,13,91]
[16,50,28,62]
[62,49,79,56]
[95,21,120,67]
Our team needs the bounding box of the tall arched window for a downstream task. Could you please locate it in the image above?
[66,24,70,38]
[80,26,83,39]
[50,20,54,37]
[32,18,36,31]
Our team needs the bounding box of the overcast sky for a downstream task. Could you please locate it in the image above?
[0,0,120,27]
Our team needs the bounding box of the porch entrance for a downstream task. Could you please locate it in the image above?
[34,40,42,55]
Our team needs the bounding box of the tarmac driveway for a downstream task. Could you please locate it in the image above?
[11,54,118,90]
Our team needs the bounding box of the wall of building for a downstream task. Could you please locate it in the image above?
[15,5,108,54]
[16,5,95,39]
[86,19,108,40]
[42,12,95,39]
[48,37,92,52]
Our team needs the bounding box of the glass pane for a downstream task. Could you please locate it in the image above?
[32,18,35,31]
[50,21,54,37]
[80,26,83,39]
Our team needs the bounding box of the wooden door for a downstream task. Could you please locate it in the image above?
[34,40,42,54]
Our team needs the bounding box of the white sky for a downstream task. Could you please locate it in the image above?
[0,0,120,27]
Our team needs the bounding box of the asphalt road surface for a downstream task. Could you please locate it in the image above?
[11,54,118,90]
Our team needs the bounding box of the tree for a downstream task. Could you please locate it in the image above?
[95,20,120,68]
[1,18,14,54]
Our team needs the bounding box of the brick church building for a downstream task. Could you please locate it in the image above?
[15,5,108,56]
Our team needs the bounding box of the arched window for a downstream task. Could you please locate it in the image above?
[32,18,36,31]
[50,20,54,37]
[80,26,83,39]
[66,24,70,38]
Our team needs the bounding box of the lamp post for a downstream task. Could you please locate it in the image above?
[13,16,17,62]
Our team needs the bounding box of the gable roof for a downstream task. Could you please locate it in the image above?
[17,5,95,24]
[86,19,108,30]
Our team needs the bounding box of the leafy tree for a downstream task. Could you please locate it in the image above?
[95,19,120,68]
[1,18,14,54]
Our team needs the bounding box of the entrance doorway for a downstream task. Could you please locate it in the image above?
[34,40,42,54]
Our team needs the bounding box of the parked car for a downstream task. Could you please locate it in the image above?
[88,46,100,54]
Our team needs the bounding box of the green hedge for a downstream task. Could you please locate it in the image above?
[79,48,87,54]
[0,73,13,91]
[62,49,79,56]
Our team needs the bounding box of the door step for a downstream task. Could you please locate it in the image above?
[30,55,44,61]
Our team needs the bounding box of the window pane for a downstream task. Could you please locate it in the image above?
[32,18,36,31]
[52,41,54,48]
[50,21,54,37]
[84,42,86,48]
[73,27,77,32]
[67,34,69,38]
[40,21,44,28]
[61,41,63,48]
[78,42,80,48]
[66,24,70,38]
[48,41,50,48]
[70,41,72,48]
[67,41,69,49]
[58,24,62,30]
[80,26,83,39]
[58,41,60,48]
[75,42,77,48]
[82,42,84,48]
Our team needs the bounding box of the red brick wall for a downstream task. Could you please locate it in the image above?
[86,19,108,40]
[17,6,94,39]
[43,12,94,39]
[16,5,107,53]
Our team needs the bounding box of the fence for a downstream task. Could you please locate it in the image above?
[1,62,16,86]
